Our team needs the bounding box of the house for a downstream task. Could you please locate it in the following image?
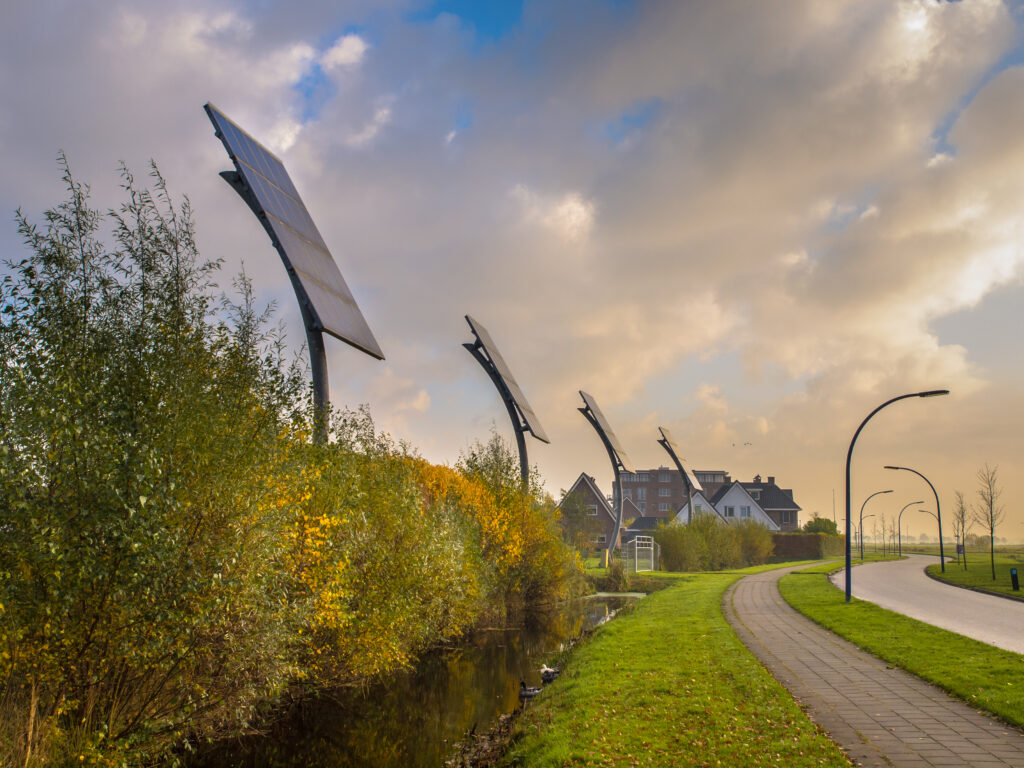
[561,468,802,552]
[560,472,616,549]
[674,482,781,531]
[740,475,801,531]
[671,489,726,524]
[621,515,663,544]
[621,467,802,532]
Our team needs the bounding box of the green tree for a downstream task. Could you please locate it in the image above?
[0,158,307,765]
[802,514,839,536]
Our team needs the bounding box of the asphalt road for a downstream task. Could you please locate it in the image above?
[830,554,1024,654]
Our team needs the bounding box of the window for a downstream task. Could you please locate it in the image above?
[659,472,670,482]
[724,505,735,518]
[658,503,670,512]
[740,506,751,519]
[622,488,632,499]
[658,488,671,497]
[587,504,598,516]
[639,502,646,512]
[592,534,607,544]
[622,473,635,483]
[637,488,646,500]
[638,472,649,482]
[695,504,703,513]
[781,510,794,525]
[750,489,761,500]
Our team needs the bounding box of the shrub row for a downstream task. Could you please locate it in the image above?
[653,515,774,571]
[0,162,580,766]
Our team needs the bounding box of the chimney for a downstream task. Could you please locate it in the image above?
[754,474,761,483]
[767,476,775,485]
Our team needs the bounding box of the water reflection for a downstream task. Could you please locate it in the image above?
[192,596,637,768]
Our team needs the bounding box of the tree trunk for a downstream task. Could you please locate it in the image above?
[990,530,995,580]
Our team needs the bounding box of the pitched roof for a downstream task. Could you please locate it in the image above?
[625,516,663,531]
[622,497,643,519]
[741,481,801,511]
[562,473,614,520]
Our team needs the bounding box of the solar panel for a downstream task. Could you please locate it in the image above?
[579,391,634,473]
[205,103,384,360]
[466,315,549,443]
[657,426,703,493]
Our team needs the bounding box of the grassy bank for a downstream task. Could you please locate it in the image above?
[926,550,1024,599]
[503,563,851,767]
[779,563,1024,728]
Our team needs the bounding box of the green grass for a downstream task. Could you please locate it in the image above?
[503,561,851,767]
[779,562,1024,729]
[926,549,1024,598]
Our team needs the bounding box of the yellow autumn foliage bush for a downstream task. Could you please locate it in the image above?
[0,163,580,767]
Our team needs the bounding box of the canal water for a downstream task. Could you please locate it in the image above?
[193,594,638,767]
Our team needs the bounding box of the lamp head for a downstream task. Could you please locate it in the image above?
[884,465,901,471]
[880,489,893,494]
[918,389,950,398]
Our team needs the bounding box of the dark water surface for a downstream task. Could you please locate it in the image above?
[192,595,638,768]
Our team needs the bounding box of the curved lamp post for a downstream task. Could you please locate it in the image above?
[897,500,924,556]
[886,465,946,572]
[845,390,949,602]
[859,490,892,560]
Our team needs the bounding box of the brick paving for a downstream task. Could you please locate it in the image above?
[723,566,1024,767]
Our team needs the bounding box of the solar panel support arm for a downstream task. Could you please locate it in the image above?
[464,341,530,486]
[218,170,330,443]
[579,405,627,567]
[657,436,695,525]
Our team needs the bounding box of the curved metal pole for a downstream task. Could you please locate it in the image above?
[897,500,924,556]
[464,342,530,486]
[859,490,892,560]
[886,465,945,572]
[656,432,695,524]
[845,389,948,602]
[579,405,629,566]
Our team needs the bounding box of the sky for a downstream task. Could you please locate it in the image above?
[3,0,1024,542]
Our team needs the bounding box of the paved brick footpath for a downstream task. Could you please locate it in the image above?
[724,566,1024,768]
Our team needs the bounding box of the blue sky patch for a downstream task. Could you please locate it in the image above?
[410,0,524,42]
[599,98,663,147]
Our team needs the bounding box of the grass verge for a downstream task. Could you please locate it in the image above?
[779,562,1024,729]
[925,551,1024,599]
[502,562,851,767]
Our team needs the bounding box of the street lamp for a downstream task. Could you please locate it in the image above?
[859,490,892,560]
[897,500,924,557]
[844,389,949,602]
[885,465,946,572]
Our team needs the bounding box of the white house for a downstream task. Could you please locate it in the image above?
[671,482,780,531]
[672,490,727,524]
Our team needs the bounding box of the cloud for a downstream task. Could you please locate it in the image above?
[345,104,392,148]
[510,184,595,242]
[4,0,1024,533]
[321,33,369,71]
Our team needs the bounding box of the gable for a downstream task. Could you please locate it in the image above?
[672,491,725,524]
[622,497,643,519]
[562,472,614,521]
[714,483,780,531]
